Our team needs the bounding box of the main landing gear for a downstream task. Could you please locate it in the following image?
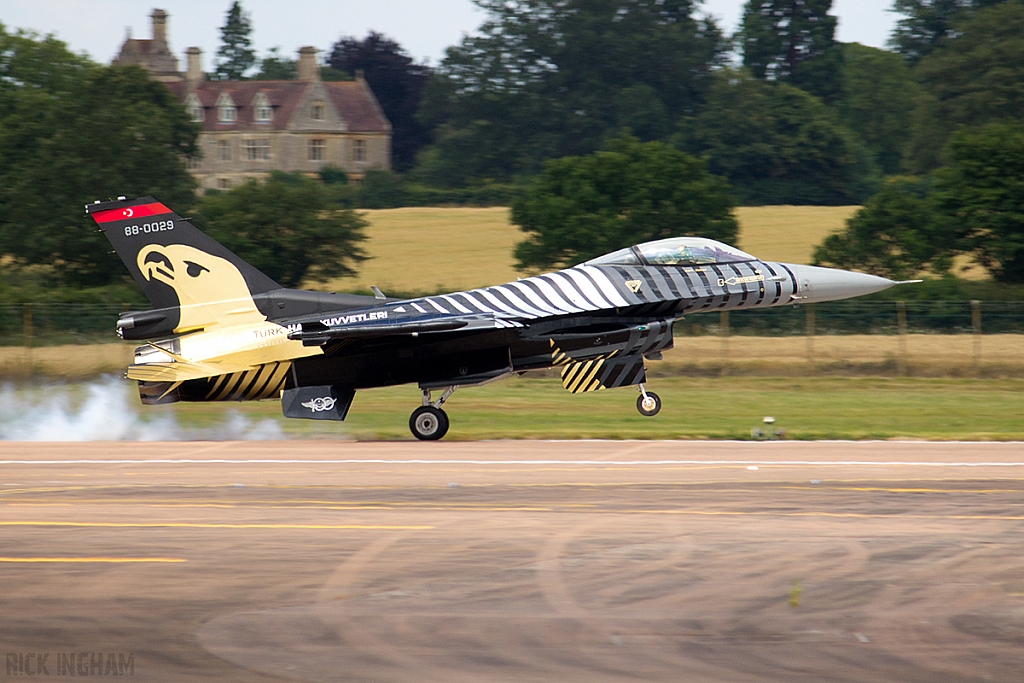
[636,384,662,417]
[409,387,456,440]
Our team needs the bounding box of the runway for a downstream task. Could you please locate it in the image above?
[2,440,1024,682]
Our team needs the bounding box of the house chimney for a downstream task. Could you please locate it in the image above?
[186,47,203,85]
[151,9,168,46]
[297,46,319,81]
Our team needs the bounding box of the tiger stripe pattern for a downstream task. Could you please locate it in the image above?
[550,341,647,394]
[202,361,292,401]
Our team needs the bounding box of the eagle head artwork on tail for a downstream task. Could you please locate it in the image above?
[136,243,265,332]
[86,197,281,338]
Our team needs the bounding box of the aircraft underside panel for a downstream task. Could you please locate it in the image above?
[137,361,292,405]
[557,354,646,394]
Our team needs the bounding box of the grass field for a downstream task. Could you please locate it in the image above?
[163,376,1024,441]
[329,205,861,296]
[4,333,1023,379]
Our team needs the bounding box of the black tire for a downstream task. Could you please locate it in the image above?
[636,391,662,417]
[410,406,450,440]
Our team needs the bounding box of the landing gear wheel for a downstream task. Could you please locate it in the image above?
[636,391,662,417]
[410,406,449,440]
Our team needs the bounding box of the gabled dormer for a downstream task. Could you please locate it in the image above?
[252,92,272,123]
[185,93,204,122]
[216,92,237,124]
[310,99,326,121]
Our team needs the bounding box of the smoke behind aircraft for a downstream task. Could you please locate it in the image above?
[0,376,285,441]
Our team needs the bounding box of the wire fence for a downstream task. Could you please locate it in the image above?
[677,300,1024,336]
[1,300,1024,347]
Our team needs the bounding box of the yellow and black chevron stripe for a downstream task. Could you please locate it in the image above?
[550,340,618,394]
[203,361,292,401]
[561,357,613,393]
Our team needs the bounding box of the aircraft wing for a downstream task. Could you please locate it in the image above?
[126,360,254,383]
[286,312,519,346]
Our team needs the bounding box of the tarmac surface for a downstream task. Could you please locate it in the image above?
[2,440,1024,682]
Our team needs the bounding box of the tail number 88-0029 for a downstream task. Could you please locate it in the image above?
[125,221,174,236]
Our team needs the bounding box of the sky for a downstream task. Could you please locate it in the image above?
[2,0,902,71]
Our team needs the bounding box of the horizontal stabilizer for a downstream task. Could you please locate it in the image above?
[127,360,253,383]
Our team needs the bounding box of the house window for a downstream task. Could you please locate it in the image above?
[253,93,272,123]
[353,139,367,162]
[186,155,201,170]
[218,139,231,161]
[217,178,231,190]
[244,138,270,161]
[311,101,325,120]
[216,92,237,123]
[308,138,325,161]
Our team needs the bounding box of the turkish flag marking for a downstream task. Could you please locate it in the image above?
[92,202,172,224]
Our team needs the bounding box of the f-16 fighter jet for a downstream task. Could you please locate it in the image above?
[88,196,915,440]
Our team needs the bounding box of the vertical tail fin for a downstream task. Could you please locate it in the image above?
[87,196,280,336]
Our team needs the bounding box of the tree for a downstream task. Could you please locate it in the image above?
[890,0,1009,63]
[512,135,738,270]
[912,2,1024,131]
[327,32,431,170]
[0,27,198,286]
[194,173,367,287]
[932,121,1024,283]
[255,47,295,80]
[836,43,922,175]
[358,169,406,209]
[817,122,1024,283]
[416,0,726,186]
[898,1,1024,172]
[214,1,255,81]
[813,177,949,279]
[739,0,842,102]
[677,70,876,205]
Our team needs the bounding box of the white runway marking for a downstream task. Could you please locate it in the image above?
[1,459,1024,467]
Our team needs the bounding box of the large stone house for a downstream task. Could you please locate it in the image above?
[114,10,392,190]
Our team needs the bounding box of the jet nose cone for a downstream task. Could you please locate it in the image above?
[787,264,897,304]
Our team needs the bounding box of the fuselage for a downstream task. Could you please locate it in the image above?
[268,257,890,393]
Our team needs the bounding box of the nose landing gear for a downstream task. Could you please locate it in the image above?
[410,387,455,440]
[636,384,661,417]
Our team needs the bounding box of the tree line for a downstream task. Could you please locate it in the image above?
[2,0,1024,296]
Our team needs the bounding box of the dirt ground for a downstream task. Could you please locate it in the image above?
[1,440,1024,682]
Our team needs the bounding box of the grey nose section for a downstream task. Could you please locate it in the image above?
[786,264,897,304]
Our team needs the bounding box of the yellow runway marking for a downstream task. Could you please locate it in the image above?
[628,510,1024,521]
[0,522,432,530]
[0,557,185,563]
[778,483,1019,493]
[1,501,566,512]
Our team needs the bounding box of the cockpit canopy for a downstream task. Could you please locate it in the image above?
[584,237,756,267]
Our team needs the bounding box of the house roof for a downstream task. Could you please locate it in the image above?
[165,79,391,134]
[120,38,155,55]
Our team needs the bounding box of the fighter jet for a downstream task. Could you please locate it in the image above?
[88,197,915,440]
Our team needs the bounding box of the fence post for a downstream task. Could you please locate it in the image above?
[720,310,730,376]
[22,303,33,376]
[805,304,816,375]
[896,301,908,377]
[971,300,982,375]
